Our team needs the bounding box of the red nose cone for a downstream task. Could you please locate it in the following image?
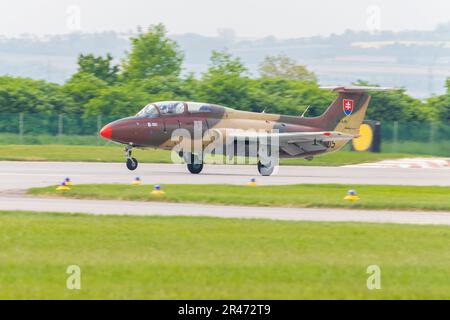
[100,125,112,139]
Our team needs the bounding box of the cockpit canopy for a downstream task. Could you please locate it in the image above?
[137,104,160,118]
[136,101,215,117]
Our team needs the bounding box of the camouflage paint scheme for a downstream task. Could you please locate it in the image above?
[100,86,376,161]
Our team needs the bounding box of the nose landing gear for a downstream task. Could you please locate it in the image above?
[125,145,138,171]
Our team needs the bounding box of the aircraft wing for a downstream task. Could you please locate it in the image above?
[230,130,354,143]
[229,130,355,156]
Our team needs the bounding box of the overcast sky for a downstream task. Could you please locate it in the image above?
[0,0,449,38]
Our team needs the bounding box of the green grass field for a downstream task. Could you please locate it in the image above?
[29,184,450,211]
[1,211,449,299]
[0,133,107,146]
[0,144,426,166]
[382,141,450,157]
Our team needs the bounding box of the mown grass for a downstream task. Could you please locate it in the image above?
[0,211,449,299]
[29,184,450,211]
[0,144,426,166]
[0,132,447,156]
[0,133,106,146]
[382,141,450,157]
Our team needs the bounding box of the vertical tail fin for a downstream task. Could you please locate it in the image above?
[316,86,392,135]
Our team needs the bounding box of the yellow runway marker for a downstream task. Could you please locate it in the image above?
[56,182,70,191]
[344,189,360,201]
[151,185,165,196]
[132,177,142,185]
[64,177,73,186]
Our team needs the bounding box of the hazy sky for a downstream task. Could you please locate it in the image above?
[0,0,449,38]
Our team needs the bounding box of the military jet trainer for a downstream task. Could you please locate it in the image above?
[99,86,390,176]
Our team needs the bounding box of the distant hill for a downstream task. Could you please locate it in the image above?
[1,23,449,98]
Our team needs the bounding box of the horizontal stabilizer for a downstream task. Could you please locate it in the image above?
[320,85,399,93]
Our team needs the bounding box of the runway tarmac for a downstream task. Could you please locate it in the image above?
[1,195,449,225]
[0,161,449,191]
[0,161,448,225]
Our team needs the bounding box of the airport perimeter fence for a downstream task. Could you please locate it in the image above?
[0,113,449,157]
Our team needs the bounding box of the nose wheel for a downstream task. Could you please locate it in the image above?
[126,157,138,170]
[125,145,138,171]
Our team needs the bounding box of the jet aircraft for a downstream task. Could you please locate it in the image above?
[99,86,390,175]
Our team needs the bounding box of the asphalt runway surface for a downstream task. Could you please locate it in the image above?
[1,161,449,190]
[1,195,449,226]
[0,161,449,225]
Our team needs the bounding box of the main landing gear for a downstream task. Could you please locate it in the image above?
[180,152,203,174]
[257,144,276,176]
[186,153,203,174]
[125,145,138,171]
[257,160,275,176]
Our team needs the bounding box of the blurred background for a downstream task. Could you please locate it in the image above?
[0,0,449,156]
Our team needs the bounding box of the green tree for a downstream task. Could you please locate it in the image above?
[247,78,335,115]
[428,79,450,122]
[353,80,430,122]
[84,75,201,117]
[77,53,119,84]
[122,24,184,80]
[136,74,199,102]
[259,54,317,82]
[0,76,76,134]
[198,51,251,108]
[63,72,108,114]
[85,84,151,117]
[0,76,73,114]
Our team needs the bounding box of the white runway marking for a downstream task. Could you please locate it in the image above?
[345,158,450,169]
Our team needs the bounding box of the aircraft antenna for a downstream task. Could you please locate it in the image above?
[300,105,311,118]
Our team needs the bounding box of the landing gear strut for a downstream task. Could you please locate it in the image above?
[257,144,276,176]
[257,160,275,176]
[125,145,138,171]
[186,153,203,174]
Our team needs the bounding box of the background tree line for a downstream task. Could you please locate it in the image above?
[0,24,448,124]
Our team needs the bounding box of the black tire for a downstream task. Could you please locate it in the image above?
[186,153,203,174]
[187,162,203,174]
[257,160,275,176]
[126,157,138,171]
